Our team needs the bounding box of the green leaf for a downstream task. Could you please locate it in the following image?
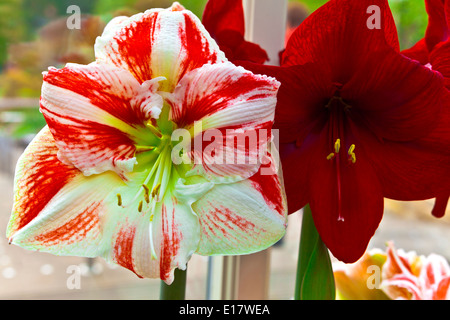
[300,235,336,300]
[295,204,336,300]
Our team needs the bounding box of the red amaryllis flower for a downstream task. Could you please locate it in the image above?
[238,0,450,263]
[402,0,450,218]
[202,0,269,63]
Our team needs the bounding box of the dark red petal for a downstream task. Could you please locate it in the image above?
[277,142,313,215]
[341,48,444,142]
[447,0,450,27]
[216,29,245,48]
[349,103,450,201]
[234,40,269,64]
[430,39,450,89]
[283,0,399,80]
[215,30,269,64]
[308,123,384,263]
[432,195,449,218]
[236,61,332,144]
[401,38,430,65]
[425,0,449,52]
[202,0,269,63]
[202,0,245,39]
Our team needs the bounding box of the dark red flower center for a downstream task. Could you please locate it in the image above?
[324,93,357,222]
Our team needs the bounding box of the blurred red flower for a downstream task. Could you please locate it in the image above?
[202,0,269,64]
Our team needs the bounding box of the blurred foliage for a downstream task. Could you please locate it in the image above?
[0,0,27,67]
[388,0,428,49]
[3,108,46,138]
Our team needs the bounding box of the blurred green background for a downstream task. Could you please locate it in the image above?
[0,0,429,138]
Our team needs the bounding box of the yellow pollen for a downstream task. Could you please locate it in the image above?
[327,153,335,160]
[142,184,150,203]
[348,144,356,163]
[138,200,143,213]
[334,139,341,153]
[152,183,161,199]
[117,194,122,207]
[348,144,355,155]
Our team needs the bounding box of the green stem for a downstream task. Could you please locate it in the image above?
[295,204,318,299]
[294,204,336,300]
[160,268,187,300]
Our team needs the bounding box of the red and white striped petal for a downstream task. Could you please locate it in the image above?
[94,3,226,91]
[193,151,287,255]
[41,62,164,177]
[7,126,125,256]
[101,177,210,284]
[7,127,205,283]
[166,62,280,183]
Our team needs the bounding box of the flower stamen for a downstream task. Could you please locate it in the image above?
[149,211,157,260]
[146,121,163,138]
[348,144,356,164]
[152,183,161,199]
[334,138,341,153]
[135,145,156,153]
[142,184,150,203]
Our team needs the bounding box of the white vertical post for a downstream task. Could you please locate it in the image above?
[207,256,240,300]
[243,0,288,66]
[239,0,288,299]
[207,0,287,300]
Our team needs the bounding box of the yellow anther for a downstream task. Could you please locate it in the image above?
[334,139,341,153]
[327,153,335,160]
[135,145,156,152]
[117,194,122,207]
[138,200,143,213]
[347,144,356,163]
[150,215,154,222]
[142,184,150,203]
[348,144,355,156]
[146,121,162,138]
[152,183,161,199]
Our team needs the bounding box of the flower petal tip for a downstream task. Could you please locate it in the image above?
[170,2,185,12]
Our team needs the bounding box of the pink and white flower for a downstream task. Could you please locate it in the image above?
[382,242,450,300]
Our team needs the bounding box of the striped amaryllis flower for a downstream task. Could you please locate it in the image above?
[6,3,287,284]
